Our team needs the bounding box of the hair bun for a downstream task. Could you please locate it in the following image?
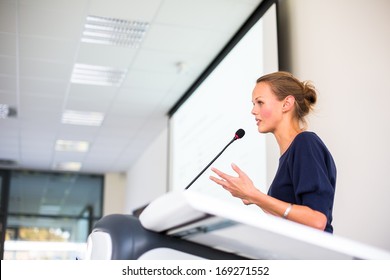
[302,81,317,106]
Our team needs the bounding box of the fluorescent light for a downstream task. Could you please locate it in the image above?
[55,140,89,152]
[81,15,149,48]
[70,63,127,87]
[53,162,82,172]
[62,110,104,126]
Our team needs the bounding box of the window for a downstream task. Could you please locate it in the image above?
[3,170,103,260]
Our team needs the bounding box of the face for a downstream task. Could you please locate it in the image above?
[251,82,284,133]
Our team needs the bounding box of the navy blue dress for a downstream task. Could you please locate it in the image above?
[267,131,336,233]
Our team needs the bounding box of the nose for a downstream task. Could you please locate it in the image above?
[251,104,257,115]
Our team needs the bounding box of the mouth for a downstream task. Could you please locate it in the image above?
[255,118,261,126]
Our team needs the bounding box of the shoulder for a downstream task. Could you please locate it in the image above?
[290,131,330,155]
[296,131,319,141]
[294,131,323,146]
[293,131,336,164]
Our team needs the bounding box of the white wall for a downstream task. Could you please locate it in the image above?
[125,0,390,251]
[278,0,390,250]
[124,122,168,213]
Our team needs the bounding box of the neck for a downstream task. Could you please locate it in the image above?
[273,120,302,155]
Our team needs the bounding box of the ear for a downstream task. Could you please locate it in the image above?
[282,95,295,112]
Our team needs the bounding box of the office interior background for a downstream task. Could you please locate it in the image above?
[1,0,389,259]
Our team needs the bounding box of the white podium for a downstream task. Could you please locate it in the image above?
[139,190,390,260]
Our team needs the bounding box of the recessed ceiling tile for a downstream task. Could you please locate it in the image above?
[19,158,52,170]
[0,90,17,106]
[131,49,212,76]
[65,95,112,113]
[20,140,55,151]
[19,0,89,12]
[77,43,137,69]
[82,154,119,173]
[67,83,117,100]
[97,127,138,141]
[18,5,85,39]
[19,125,57,143]
[19,94,63,114]
[57,125,100,141]
[19,77,68,97]
[89,141,128,155]
[0,56,16,76]
[115,87,165,105]
[52,151,86,163]
[109,85,174,118]
[91,144,127,162]
[156,0,260,31]
[19,36,78,63]
[111,148,140,167]
[0,75,16,92]
[170,70,204,93]
[20,126,57,143]
[0,134,19,147]
[122,69,176,91]
[100,114,144,130]
[0,145,19,159]
[18,108,61,123]
[0,33,17,56]
[142,24,226,56]
[0,117,19,131]
[19,58,72,80]
[0,1,16,33]
[108,102,153,118]
[88,0,162,21]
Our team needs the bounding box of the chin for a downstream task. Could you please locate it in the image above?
[258,126,270,134]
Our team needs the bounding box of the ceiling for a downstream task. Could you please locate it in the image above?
[0,0,264,175]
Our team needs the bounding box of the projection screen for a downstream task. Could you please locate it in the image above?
[168,0,279,207]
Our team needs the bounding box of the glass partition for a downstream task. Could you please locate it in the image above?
[4,170,103,260]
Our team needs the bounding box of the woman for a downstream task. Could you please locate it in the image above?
[209,71,336,233]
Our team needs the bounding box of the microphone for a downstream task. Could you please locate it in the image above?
[184,129,245,190]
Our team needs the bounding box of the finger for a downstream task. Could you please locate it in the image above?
[209,175,219,183]
[210,167,222,175]
[231,163,246,177]
[210,167,230,180]
[209,175,226,186]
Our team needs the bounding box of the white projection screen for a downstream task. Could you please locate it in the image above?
[168,0,279,207]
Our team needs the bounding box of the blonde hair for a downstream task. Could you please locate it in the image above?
[257,71,317,127]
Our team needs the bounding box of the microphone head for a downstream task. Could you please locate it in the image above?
[234,128,245,140]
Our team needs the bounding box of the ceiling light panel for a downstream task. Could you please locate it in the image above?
[82,15,149,48]
[61,110,104,126]
[55,140,89,152]
[70,63,127,87]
